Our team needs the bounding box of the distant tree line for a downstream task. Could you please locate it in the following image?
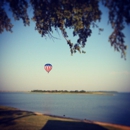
[31,90,86,93]
[31,90,118,93]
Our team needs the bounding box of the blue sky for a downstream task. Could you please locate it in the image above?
[0,4,130,92]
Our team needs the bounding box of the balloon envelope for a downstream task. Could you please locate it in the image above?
[44,64,52,73]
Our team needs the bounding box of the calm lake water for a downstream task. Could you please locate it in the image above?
[0,92,130,126]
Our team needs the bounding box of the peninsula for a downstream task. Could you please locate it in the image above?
[31,90,118,95]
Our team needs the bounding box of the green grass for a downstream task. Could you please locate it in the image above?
[0,106,129,130]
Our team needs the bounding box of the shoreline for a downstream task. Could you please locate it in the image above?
[0,105,130,130]
[35,113,130,129]
[29,91,115,95]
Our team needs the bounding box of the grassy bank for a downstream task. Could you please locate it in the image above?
[0,106,129,130]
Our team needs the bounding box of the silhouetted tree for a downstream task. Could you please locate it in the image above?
[0,0,130,59]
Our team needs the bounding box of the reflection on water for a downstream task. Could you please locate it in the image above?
[0,92,130,126]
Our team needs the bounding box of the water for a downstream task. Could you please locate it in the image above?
[0,92,130,126]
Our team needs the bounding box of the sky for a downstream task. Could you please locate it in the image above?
[0,4,130,92]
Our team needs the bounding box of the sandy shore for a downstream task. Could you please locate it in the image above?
[34,112,130,130]
[0,106,130,130]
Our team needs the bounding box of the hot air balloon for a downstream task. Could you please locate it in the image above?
[44,64,52,73]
